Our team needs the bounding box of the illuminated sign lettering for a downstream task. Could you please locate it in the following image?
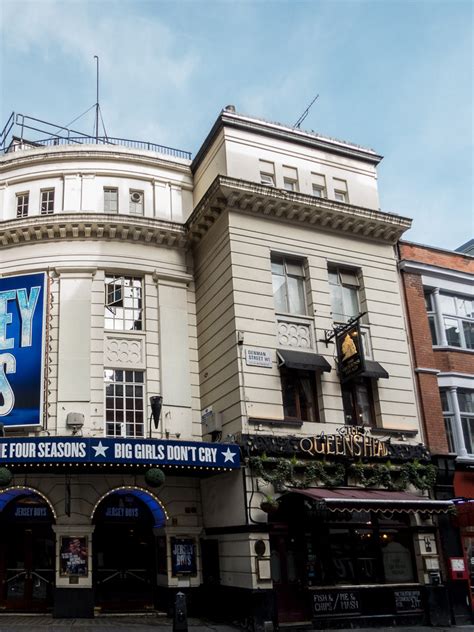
[0,273,46,427]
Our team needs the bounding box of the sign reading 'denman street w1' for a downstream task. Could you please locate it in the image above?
[0,437,240,468]
[0,273,46,428]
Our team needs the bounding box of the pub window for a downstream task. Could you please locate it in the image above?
[271,255,306,315]
[104,275,143,331]
[305,510,416,587]
[328,266,360,323]
[281,368,319,422]
[342,378,375,427]
[40,188,55,214]
[104,369,145,438]
[16,192,29,218]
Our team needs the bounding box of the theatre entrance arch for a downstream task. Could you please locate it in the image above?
[0,487,56,612]
[91,486,167,612]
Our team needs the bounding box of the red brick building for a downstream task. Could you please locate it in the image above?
[399,241,474,622]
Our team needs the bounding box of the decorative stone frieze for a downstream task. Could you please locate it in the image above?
[104,334,145,368]
[277,317,313,349]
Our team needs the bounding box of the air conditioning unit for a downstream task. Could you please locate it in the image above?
[201,407,222,434]
[131,191,142,203]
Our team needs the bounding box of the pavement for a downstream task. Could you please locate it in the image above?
[0,615,472,632]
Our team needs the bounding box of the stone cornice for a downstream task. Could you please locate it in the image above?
[187,175,412,244]
[192,111,383,172]
[398,260,474,285]
[0,213,187,249]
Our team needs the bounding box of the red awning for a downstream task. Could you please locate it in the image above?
[290,487,453,514]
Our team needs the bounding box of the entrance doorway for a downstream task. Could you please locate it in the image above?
[0,491,55,611]
[93,490,159,611]
[270,529,309,623]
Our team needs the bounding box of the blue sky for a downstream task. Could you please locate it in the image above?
[1,0,472,250]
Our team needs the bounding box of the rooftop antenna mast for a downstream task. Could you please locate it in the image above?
[94,55,99,143]
[294,94,319,129]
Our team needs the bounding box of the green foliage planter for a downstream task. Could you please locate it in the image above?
[249,456,345,489]
[249,455,437,492]
[145,467,166,488]
[0,467,12,487]
[349,460,437,491]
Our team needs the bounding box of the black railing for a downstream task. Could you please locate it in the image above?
[1,112,191,160]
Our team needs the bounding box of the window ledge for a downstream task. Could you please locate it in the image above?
[433,346,474,355]
[248,417,304,428]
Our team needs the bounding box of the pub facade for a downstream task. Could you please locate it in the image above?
[0,108,458,626]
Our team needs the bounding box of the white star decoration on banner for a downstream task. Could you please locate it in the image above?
[92,441,109,457]
[221,447,236,463]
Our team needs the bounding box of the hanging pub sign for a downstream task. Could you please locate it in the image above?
[0,272,46,428]
[171,538,197,576]
[60,536,88,577]
[336,321,365,383]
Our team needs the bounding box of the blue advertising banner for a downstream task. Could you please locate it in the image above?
[0,436,240,468]
[0,272,46,428]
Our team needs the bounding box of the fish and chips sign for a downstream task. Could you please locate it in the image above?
[336,321,365,383]
[0,273,46,428]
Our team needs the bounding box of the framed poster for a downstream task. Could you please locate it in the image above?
[60,536,88,577]
[171,537,197,576]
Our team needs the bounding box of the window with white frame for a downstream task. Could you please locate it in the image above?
[328,267,360,323]
[311,173,327,198]
[459,389,474,454]
[40,189,55,214]
[424,290,438,345]
[16,192,29,218]
[104,187,119,213]
[271,255,306,315]
[441,388,474,454]
[129,190,144,215]
[104,275,143,331]
[105,369,145,438]
[259,160,275,186]
[333,178,348,203]
[425,290,474,350]
[283,166,298,192]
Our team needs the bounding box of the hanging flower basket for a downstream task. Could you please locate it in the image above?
[145,467,166,488]
[260,496,279,514]
[0,467,12,487]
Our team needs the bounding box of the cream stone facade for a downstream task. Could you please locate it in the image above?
[0,110,454,627]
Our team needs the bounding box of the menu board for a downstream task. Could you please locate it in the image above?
[313,590,361,617]
[394,589,423,613]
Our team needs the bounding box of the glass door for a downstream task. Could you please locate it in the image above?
[1,526,54,611]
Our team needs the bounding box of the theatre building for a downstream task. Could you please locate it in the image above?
[399,241,474,624]
[0,109,458,627]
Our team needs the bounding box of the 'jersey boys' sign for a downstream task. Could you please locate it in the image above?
[0,273,46,427]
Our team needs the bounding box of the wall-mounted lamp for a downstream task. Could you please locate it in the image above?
[66,412,84,435]
[150,396,163,431]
